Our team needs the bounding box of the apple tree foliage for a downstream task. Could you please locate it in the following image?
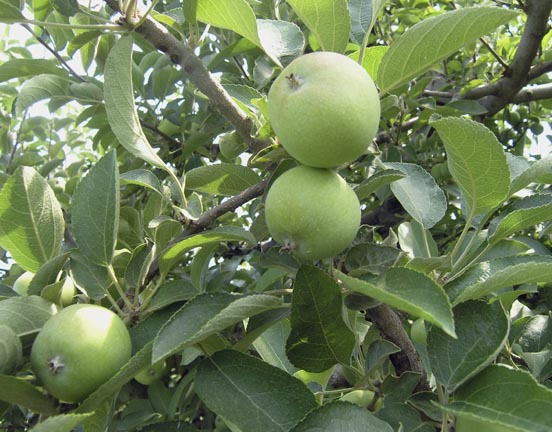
[0,0,552,430]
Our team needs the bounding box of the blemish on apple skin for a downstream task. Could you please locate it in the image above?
[286,74,302,89]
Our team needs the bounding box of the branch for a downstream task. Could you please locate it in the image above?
[103,0,268,153]
[365,304,430,392]
[186,178,269,235]
[463,0,552,115]
[512,82,552,103]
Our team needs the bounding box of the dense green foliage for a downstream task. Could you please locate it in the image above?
[0,0,551,431]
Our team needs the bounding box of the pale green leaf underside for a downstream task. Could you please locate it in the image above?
[446,255,552,305]
[104,35,169,172]
[385,162,447,228]
[153,293,282,362]
[195,350,317,432]
[71,151,119,266]
[510,156,552,196]
[287,0,351,53]
[16,74,70,115]
[488,194,552,245]
[337,268,455,337]
[432,117,509,217]
[0,167,64,273]
[427,301,508,392]
[446,365,552,432]
[377,6,518,92]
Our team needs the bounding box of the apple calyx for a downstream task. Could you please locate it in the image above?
[47,356,65,375]
[285,74,302,90]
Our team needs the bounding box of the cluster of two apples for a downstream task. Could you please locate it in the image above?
[265,52,381,260]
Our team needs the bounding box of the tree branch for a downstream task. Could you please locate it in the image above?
[365,304,430,392]
[103,0,268,153]
[463,0,552,115]
[512,82,552,103]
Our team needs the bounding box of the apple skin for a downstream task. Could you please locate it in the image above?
[268,51,380,168]
[264,166,360,260]
[31,304,132,403]
[135,359,167,385]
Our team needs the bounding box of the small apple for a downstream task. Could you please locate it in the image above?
[12,271,34,296]
[31,304,132,403]
[135,359,167,385]
[264,166,360,260]
[268,51,380,168]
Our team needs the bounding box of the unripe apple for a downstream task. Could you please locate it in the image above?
[31,304,132,403]
[264,166,361,260]
[12,271,34,296]
[268,51,380,168]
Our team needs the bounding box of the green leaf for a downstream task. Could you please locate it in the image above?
[195,350,318,432]
[257,19,305,65]
[445,255,552,305]
[286,266,355,372]
[337,267,455,337]
[0,167,65,273]
[365,339,401,375]
[427,301,508,392]
[0,296,56,340]
[153,293,282,362]
[50,0,79,17]
[15,74,70,115]
[385,162,447,228]
[196,0,261,47]
[488,194,552,245]
[345,243,405,276]
[0,0,24,22]
[71,151,119,266]
[185,163,261,196]
[0,374,58,415]
[69,251,111,300]
[120,169,164,196]
[348,0,385,44]
[159,226,256,275]
[287,0,351,53]
[377,7,518,92]
[0,325,22,374]
[291,401,393,432]
[445,365,552,432]
[355,168,405,201]
[252,318,297,375]
[0,59,65,83]
[432,117,509,217]
[398,220,439,259]
[182,0,197,25]
[30,414,92,432]
[104,35,173,175]
[28,252,71,296]
[510,156,552,195]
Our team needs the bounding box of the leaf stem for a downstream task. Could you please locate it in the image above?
[357,29,371,66]
[437,383,449,431]
[107,264,134,311]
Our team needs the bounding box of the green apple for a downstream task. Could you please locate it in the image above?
[12,271,34,296]
[339,389,376,407]
[31,304,132,403]
[268,51,380,168]
[264,166,361,260]
[41,276,77,307]
[135,359,167,385]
